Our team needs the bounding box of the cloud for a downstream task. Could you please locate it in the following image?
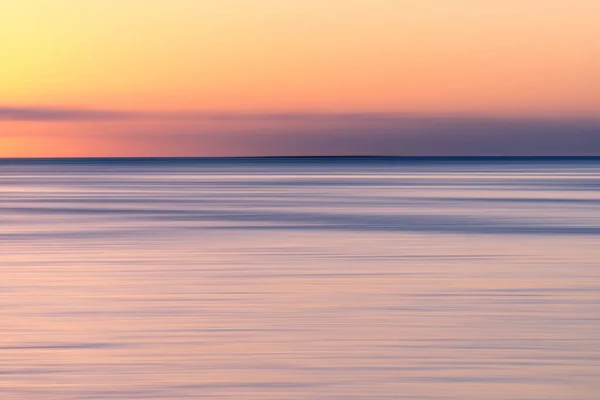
[0,106,140,121]
[135,114,600,156]
[147,125,600,156]
[2,105,600,156]
[0,106,453,122]
[2,105,597,124]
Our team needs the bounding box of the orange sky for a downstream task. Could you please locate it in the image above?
[2,0,600,157]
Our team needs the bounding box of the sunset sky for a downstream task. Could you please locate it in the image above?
[2,0,600,157]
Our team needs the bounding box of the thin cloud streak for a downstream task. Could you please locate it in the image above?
[0,106,435,122]
[2,105,600,124]
[0,107,140,121]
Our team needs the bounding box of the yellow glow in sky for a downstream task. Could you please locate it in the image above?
[3,0,600,113]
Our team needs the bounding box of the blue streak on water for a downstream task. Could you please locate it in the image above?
[1,158,599,400]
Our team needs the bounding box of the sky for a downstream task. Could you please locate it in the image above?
[1,0,599,157]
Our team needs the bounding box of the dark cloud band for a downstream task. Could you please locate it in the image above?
[2,106,599,156]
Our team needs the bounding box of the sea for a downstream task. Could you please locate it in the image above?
[1,157,599,400]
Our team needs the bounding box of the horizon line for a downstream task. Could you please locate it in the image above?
[2,155,600,161]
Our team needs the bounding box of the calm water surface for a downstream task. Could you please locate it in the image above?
[1,158,599,400]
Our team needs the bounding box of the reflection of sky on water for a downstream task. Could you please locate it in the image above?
[1,159,599,400]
